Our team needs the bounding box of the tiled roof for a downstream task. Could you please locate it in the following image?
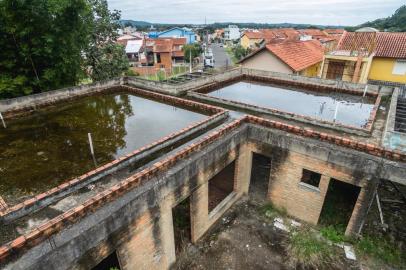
[336,32,376,55]
[172,37,187,45]
[243,31,268,39]
[243,28,299,41]
[324,29,345,35]
[375,32,406,58]
[299,29,328,37]
[266,40,324,71]
[336,31,406,58]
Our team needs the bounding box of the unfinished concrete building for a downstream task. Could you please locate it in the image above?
[0,68,405,269]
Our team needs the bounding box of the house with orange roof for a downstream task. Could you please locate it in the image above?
[131,37,187,76]
[238,40,324,77]
[319,31,406,84]
[240,28,300,49]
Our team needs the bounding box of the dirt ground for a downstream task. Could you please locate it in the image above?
[171,199,360,270]
[171,199,287,270]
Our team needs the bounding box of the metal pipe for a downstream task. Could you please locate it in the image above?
[363,85,368,98]
[333,102,339,123]
[0,112,6,128]
[88,132,97,167]
[88,133,95,156]
[375,193,385,225]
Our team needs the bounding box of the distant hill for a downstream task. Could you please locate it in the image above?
[353,5,406,32]
[119,20,154,28]
[118,19,346,31]
[120,6,406,33]
[118,20,192,31]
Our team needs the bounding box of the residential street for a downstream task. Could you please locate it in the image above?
[211,43,232,69]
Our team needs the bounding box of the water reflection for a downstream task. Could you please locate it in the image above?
[0,93,205,202]
[208,82,374,127]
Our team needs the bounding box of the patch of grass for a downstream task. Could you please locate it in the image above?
[286,228,338,269]
[320,225,349,244]
[259,202,287,220]
[355,236,405,268]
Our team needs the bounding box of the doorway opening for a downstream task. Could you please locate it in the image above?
[92,251,121,270]
[319,179,361,233]
[249,153,271,201]
[208,161,235,212]
[172,196,191,255]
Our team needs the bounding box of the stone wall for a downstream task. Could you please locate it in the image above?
[126,68,243,96]
[383,87,406,152]
[242,68,381,95]
[0,78,125,118]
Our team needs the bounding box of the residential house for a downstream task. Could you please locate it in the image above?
[240,30,270,49]
[240,28,299,49]
[214,29,224,40]
[132,38,187,76]
[238,40,324,77]
[149,27,196,44]
[125,40,143,66]
[299,29,328,41]
[224,25,240,41]
[367,33,406,84]
[319,31,406,84]
[117,34,143,46]
[323,29,345,38]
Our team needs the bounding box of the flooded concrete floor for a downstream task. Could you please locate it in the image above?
[0,93,206,202]
[208,81,375,128]
[0,118,235,246]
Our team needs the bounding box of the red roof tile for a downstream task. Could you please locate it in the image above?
[172,37,187,46]
[324,29,345,35]
[243,28,299,42]
[375,32,406,58]
[336,31,406,58]
[243,31,268,39]
[265,40,324,71]
[299,29,328,38]
[336,32,376,55]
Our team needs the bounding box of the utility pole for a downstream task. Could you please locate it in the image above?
[189,49,192,73]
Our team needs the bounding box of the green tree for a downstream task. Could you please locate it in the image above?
[0,0,128,99]
[353,5,406,32]
[84,0,129,81]
[0,0,91,98]
[232,45,251,60]
[183,44,203,63]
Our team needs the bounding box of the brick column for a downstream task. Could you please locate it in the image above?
[345,178,379,236]
[234,143,253,195]
[158,202,176,268]
[190,182,209,243]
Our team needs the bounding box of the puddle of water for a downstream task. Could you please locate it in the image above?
[0,93,206,200]
[208,82,374,127]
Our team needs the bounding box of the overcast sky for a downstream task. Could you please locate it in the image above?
[107,0,403,26]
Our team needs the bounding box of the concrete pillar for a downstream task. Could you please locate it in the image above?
[190,182,209,243]
[352,56,363,83]
[234,143,253,195]
[159,202,176,268]
[314,175,331,224]
[345,178,379,236]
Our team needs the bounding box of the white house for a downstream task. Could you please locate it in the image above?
[224,25,240,41]
[125,40,143,65]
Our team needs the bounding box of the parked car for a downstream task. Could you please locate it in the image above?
[204,55,215,68]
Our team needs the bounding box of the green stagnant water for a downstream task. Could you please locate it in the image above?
[0,93,206,202]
